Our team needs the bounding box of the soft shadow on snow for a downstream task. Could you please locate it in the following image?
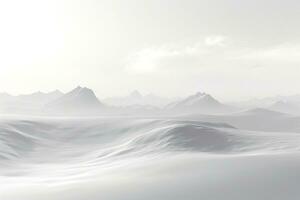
[1,116,300,199]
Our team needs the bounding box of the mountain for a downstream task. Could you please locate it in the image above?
[103,90,174,107]
[17,90,64,105]
[0,90,63,105]
[268,101,300,115]
[165,92,234,114]
[232,94,300,110]
[45,86,106,115]
[0,90,64,114]
[232,108,286,117]
[130,90,143,99]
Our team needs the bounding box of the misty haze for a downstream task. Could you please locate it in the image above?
[1,1,300,200]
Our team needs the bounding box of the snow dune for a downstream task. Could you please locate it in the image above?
[1,116,300,199]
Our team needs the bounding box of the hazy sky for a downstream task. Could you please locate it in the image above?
[0,0,300,101]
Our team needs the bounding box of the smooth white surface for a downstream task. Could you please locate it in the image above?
[1,116,300,199]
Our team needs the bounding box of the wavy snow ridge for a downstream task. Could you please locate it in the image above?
[1,117,300,182]
[1,117,300,200]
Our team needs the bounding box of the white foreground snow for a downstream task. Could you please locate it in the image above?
[0,115,300,200]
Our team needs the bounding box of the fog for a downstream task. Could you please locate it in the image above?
[1,0,300,199]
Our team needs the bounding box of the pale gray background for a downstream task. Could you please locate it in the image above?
[0,0,299,101]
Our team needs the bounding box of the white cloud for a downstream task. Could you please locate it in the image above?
[125,47,183,74]
[124,37,231,74]
[125,36,300,74]
[204,35,228,46]
[123,38,300,100]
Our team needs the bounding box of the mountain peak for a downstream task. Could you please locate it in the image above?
[73,86,84,92]
[237,108,285,116]
[130,90,143,98]
[181,92,219,106]
[269,100,300,114]
[49,90,64,95]
[194,91,207,96]
[68,86,99,100]
[166,91,232,114]
[46,86,104,114]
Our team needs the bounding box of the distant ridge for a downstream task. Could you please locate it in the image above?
[45,86,105,114]
[268,101,300,115]
[103,90,173,107]
[166,92,234,114]
[19,90,64,104]
[130,90,143,99]
[0,90,63,104]
[232,108,287,117]
[1,87,300,117]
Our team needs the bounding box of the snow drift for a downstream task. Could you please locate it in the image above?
[1,116,300,200]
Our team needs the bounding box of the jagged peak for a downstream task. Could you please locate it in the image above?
[65,87,97,100]
[184,92,216,103]
[49,89,64,95]
[72,86,83,92]
[130,90,143,98]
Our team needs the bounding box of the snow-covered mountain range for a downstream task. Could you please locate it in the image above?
[1,87,300,116]
[165,92,235,114]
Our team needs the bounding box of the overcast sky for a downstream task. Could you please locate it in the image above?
[0,0,300,101]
